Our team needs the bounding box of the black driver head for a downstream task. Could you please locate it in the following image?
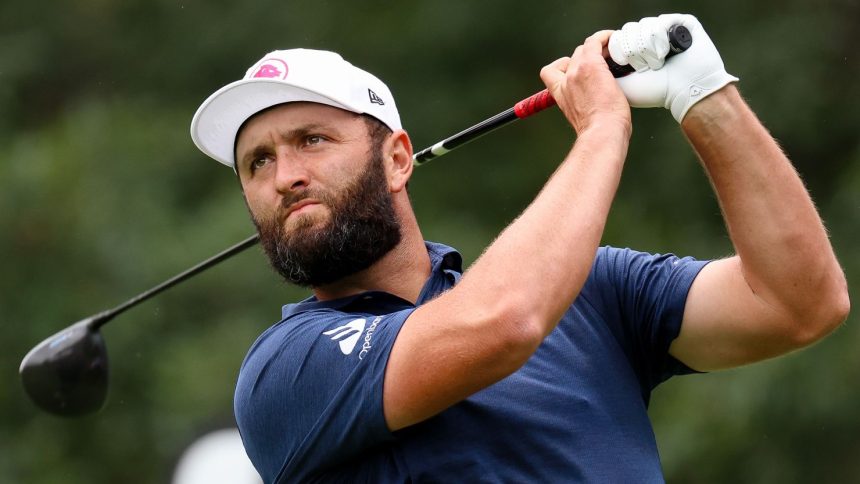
[20,317,109,417]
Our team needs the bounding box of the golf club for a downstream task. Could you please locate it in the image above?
[20,25,692,417]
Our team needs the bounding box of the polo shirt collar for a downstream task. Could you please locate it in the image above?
[281,241,462,318]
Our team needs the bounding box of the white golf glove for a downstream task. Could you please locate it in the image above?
[608,14,739,123]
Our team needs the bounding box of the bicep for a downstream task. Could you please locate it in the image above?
[383,292,538,431]
[670,256,797,371]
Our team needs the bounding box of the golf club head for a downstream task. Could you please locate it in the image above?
[20,316,109,417]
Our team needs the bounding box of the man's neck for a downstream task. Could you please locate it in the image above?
[311,222,431,304]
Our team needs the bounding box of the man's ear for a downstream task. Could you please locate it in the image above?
[384,129,413,193]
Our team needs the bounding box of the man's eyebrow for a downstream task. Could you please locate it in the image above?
[276,123,331,142]
[238,145,272,168]
[238,122,338,167]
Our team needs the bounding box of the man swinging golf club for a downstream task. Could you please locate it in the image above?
[190,13,848,483]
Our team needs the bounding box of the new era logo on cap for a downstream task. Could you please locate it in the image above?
[368,89,385,105]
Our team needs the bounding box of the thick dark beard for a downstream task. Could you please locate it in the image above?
[251,151,402,288]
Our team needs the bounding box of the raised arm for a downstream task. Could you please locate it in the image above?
[606,13,848,371]
[383,31,630,430]
[669,85,849,370]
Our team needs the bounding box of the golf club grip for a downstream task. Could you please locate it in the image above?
[606,24,692,77]
[513,24,692,119]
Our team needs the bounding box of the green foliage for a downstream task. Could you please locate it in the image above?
[1,0,857,482]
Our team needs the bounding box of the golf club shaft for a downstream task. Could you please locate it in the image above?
[91,234,261,329]
[412,90,552,166]
[413,25,692,166]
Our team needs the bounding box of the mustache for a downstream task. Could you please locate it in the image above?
[277,189,328,219]
[280,191,311,210]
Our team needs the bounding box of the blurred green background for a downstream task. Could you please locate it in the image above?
[2,0,857,482]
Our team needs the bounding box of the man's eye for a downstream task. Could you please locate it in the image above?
[304,135,325,146]
[251,156,272,171]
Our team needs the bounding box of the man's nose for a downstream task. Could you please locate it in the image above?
[273,153,310,194]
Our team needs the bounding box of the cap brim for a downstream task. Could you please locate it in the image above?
[190,79,359,167]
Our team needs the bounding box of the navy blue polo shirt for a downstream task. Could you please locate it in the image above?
[234,242,709,483]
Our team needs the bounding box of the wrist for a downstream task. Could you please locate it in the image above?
[681,84,743,130]
[578,115,633,142]
[671,71,740,122]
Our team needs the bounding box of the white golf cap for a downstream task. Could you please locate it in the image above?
[190,48,402,167]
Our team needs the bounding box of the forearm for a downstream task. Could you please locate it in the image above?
[385,120,629,430]
[448,30,633,339]
[683,85,848,328]
[455,121,628,335]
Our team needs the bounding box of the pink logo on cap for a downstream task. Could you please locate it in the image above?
[252,59,289,79]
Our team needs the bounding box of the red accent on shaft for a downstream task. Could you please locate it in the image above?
[513,89,557,118]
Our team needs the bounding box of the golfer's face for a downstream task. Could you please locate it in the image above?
[235,102,373,235]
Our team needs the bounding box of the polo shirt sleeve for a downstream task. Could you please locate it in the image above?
[234,307,414,483]
[589,247,710,390]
